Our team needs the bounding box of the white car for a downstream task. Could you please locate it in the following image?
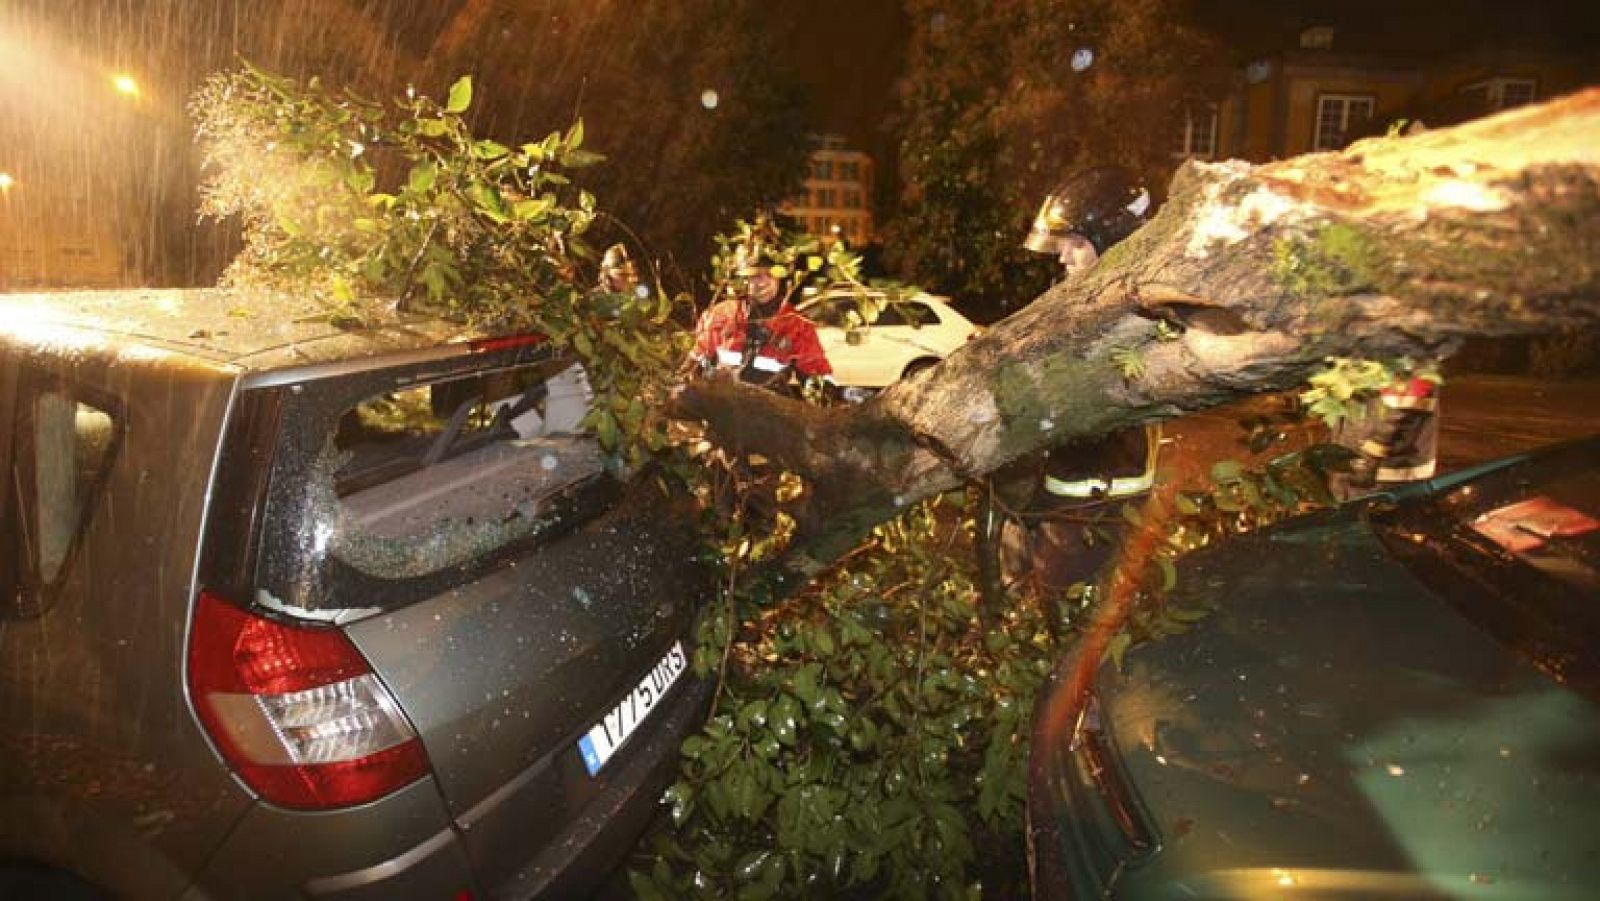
[798,289,980,388]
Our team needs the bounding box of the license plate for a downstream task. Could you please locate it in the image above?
[577,641,688,776]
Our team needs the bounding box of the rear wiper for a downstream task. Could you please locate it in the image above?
[421,394,481,468]
[420,376,550,468]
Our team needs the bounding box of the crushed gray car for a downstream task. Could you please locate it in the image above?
[1030,436,1600,899]
[0,289,713,899]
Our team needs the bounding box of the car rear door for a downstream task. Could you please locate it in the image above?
[214,343,712,891]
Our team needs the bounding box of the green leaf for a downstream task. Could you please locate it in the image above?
[1157,556,1177,591]
[446,75,473,113]
[736,699,769,731]
[791,664,821,707]
[407,161,438,194]
[594,410,619,448]
[472,139,510,160]
[416,117,448,137]
[467,180,509,223]
[566,118,585,150]
[663,781,695,827]
[813,627,836,658]
[1210,459,1245,484]
[627,869,669,901]
[342,165,375,193]
[771,695,800,746]
[1106,632,1133,672]
[564,148,606,167]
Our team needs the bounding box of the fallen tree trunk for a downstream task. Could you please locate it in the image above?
[674,88,1600,572]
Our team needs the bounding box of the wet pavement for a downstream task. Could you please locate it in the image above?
[1161,374,1600,493]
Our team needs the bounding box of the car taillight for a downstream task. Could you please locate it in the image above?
[187,591,430,809]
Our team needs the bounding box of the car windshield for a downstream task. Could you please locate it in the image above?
[805,296,937,328]
[1376,439,1600,698]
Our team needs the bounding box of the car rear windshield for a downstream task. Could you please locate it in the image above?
[254,351,610,613]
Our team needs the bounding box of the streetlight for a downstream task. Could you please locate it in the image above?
[0,171,14,194]
[111,73,141,99]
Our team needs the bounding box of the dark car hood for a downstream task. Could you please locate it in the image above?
[1097,506,1600,899]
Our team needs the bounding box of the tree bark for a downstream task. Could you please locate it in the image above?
[673,88,1600,573]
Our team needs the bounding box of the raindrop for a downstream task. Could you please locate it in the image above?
[700,89,719,110]
[1040,418,1054,431]
[541,455,560,471]
[1386,763,1406,776]
[1071,47,1096,72]
[634,284,651,299]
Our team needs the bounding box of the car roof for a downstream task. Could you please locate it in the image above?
[0,288,489,375]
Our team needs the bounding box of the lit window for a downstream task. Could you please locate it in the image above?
[1174,105,1218,159]
[1299,26,1335,49]
[1462,77,1537,112]
[1313,94,1374,151]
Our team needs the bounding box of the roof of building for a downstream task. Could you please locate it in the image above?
[0,288,489,374]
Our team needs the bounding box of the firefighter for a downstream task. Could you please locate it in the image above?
[1331,370,1441,500]
[997,166,1162,596]
[689,234,834,395]
[598,243,642,298]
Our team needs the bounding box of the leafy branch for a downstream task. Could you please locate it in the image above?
[191,64,688,465]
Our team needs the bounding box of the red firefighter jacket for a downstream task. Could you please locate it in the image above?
[692,299,833,381]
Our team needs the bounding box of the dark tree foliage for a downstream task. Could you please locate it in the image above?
[425,0,815,293]
[886,0,1228,319]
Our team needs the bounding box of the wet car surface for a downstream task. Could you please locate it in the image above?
[0,289,714,899]
[1031,437,1600,899]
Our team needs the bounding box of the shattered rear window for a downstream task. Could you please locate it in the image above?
[325,362,598,580]
[256,352,612,612]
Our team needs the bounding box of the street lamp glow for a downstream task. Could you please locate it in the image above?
[0,172,14,193]
[112,74,141,98]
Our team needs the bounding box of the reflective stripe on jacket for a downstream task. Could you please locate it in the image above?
[692,299,833,379]
[1041,424,1162,501]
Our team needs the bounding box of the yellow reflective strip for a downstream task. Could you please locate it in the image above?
[1041,425,1162,499]
[1043,475,1106,498]
[1379,395,1437,411]
[1376,461,1436,481]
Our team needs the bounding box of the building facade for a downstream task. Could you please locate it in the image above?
[1185,27,1594,166]
[782,134,875,246]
